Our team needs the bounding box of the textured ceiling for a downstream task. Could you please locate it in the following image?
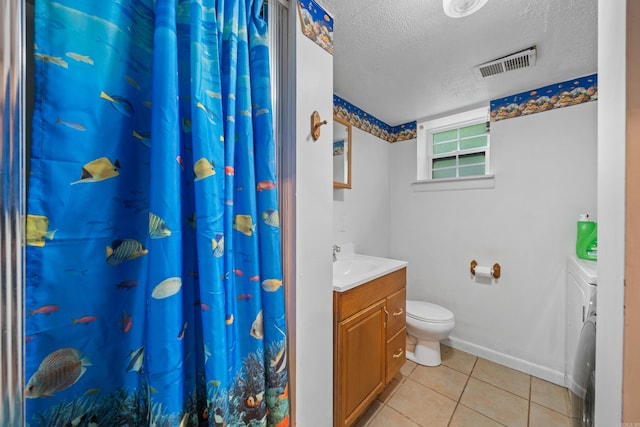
[321,0,598,125]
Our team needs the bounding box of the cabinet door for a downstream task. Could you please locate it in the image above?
[335,299,386,427]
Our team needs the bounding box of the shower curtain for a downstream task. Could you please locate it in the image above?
[26,0,289,426]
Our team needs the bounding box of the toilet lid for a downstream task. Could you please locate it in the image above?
[406,300,454,323]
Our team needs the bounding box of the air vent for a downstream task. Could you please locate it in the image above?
[474,46,537,79]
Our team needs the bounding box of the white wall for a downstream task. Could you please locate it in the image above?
[333,127,391,258]
[293,6,334,426]
[389,102,597,384]
[596,0,626,424]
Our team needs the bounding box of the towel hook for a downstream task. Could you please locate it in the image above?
[311,111,327,141]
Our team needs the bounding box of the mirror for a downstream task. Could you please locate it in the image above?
[333,116,352,189]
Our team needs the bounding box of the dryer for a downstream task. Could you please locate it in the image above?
[571,292,596,426]
[565,255,597,392]
[565,255,597,427]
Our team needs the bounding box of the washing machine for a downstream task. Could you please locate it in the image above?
[565,255,597,426]
[571,292,596,426]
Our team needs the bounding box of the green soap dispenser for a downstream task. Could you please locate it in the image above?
[576,214,598,260]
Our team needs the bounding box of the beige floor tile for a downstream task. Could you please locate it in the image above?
[353,400,383,427]
[530,377,571,416]
[471,358,531,399]
[368,405,420,427]
[378,375,403,403]
[460,378,529,427]
[400,359,417,377]
[441,345,477,374]
[410,364,469,401]
[387,378,457,426]
[529,402,573,427]
[449,404,506,427]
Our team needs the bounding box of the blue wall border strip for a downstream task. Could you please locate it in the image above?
[297,0,334,55]
[490,74,597,122]
[333,94,416,143]
[333,73,597,141]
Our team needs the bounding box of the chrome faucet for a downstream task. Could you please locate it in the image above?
[332,244,341,262]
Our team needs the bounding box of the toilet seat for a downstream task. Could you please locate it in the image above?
[406,300,454,323]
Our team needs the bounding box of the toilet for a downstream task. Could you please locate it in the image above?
[405,300,455,366]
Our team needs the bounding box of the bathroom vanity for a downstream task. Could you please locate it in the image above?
[333,251,407,427]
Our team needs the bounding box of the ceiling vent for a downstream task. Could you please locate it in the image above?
[473,46,537,79]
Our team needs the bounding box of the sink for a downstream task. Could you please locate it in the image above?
[333,259,378,277]
[332,252,408,292]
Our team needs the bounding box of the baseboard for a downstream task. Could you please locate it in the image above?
[443,336,566,387]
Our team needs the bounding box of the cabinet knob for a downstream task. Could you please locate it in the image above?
[383,307,389,328]
[392,348,404,359]
[392,308,404,317]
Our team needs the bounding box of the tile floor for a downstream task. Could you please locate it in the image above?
[354,345,574,427]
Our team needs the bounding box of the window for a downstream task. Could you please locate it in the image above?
[415,107,494,191]
[431,122,488,178]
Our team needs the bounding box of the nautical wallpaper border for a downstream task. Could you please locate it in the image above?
[297,0,334,55]
[334,73,597,143]
[490,74,597,122]
[333,95,417,143]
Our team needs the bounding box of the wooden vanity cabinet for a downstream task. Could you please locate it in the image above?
[333,267,407,427]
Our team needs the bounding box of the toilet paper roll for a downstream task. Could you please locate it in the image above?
[475,265,493,278]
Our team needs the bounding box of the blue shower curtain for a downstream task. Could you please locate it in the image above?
[26,1,289,426]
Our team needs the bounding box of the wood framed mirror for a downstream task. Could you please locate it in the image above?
[333,116,352,189]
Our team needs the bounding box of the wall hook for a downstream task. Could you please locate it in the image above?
[311,111,327,141]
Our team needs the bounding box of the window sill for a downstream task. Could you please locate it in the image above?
[411,174,495,192]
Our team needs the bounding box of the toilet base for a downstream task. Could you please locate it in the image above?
[406,339,442,366]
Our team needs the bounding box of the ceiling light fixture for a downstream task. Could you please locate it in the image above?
[443,0,488,18]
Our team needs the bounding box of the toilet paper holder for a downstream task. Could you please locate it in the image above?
[470,260,501,279]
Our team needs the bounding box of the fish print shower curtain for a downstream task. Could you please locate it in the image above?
[26,0,289,426]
